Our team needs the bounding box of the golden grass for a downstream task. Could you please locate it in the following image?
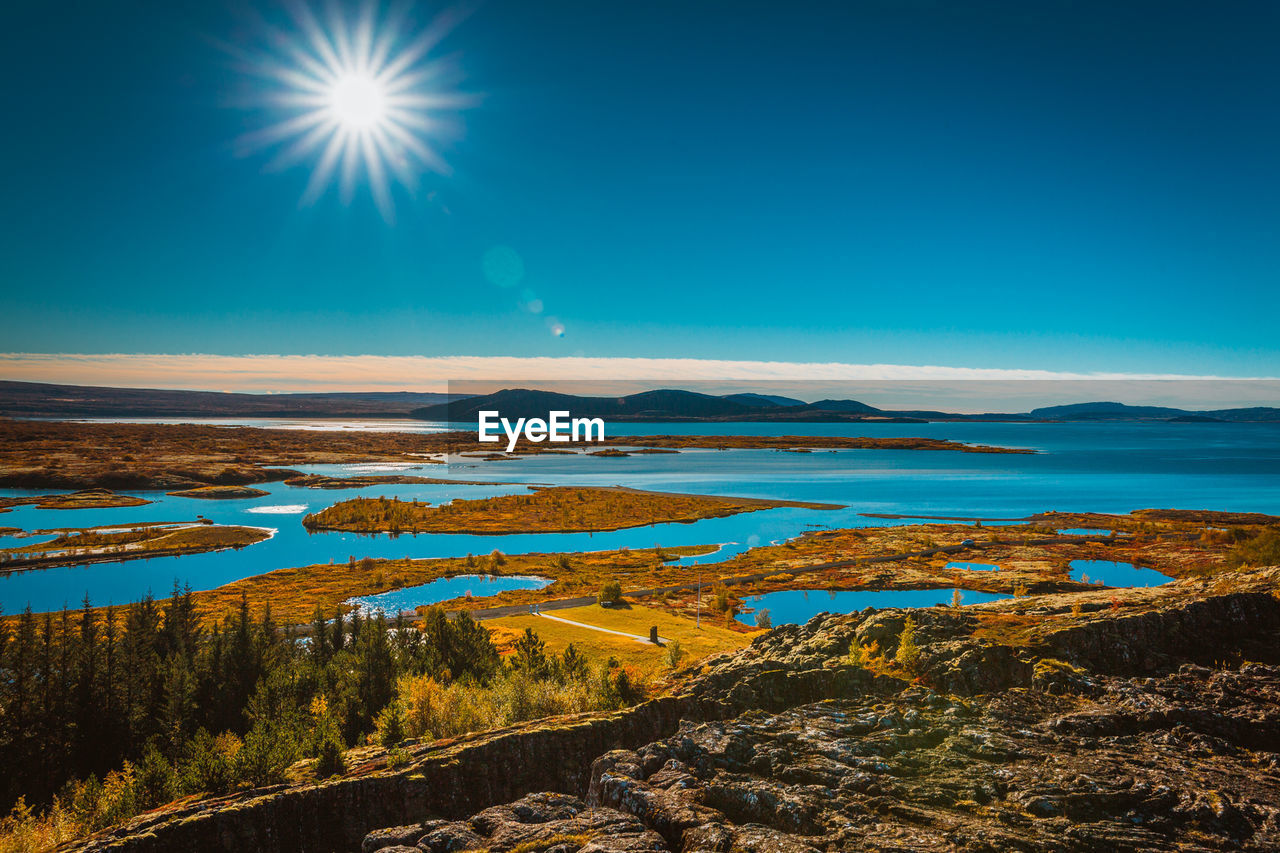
[488,603,754,677]
[190,545,715,625]
[165,485,270,499]
[3,523,268,564]
[0,489,151,511]
[303,485,839,535]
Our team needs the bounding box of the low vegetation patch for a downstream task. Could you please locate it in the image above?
[0,523,270,571]
[488,604,752,678]
[166,485,270,499]
[303,486,840,535]
[0,489,150,512]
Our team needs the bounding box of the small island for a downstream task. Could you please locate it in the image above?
[303,485,843,534]
[167,485,272,499]
[282,473,499,489]
[0,488,151,512]
[0,521,271,572]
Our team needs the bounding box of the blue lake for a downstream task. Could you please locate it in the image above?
[1069,559,1173,587]
[1,420,1277,613]
[1057,528,1113,536]
[346,573,551,616]
[735,587,1013,626]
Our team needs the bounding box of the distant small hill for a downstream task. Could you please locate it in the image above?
[0,380,459,419]
[721,393,807,408]
[1031,401,1280,422]
[412,388,757,421]
[799,399,881,414]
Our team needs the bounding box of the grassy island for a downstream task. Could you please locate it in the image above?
[302,485,842,534]
[167,485,271,499]
[0,488,151,512]
[0,521,271,572]
[282,473,499,489]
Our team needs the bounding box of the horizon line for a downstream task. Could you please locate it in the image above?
[2,353,1279,412]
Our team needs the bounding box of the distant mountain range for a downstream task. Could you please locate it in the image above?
[1027,402,1280,422]
[409,389,1280,423]
[1,381,1276,422]
[0,380,457,419]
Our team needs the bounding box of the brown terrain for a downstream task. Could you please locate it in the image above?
[300,486,841,535]
[0,522,271,573]
[0,421,1029,491]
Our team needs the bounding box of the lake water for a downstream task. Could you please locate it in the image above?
[2,421,1277,613]
[346,573,551,616]
[945,561,1001,571]
[1069,559,1174,587]
[735,587,1013,626]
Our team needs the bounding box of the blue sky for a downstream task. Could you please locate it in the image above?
[2,0,1278,381]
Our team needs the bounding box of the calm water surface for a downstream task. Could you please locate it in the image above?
[1,421,1276,612]
[1069,559,1174,587]
[346,574,551,616]
[735,587,1013,626]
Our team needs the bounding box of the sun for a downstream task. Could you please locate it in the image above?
[328,73,387,129]
[236,2,471,221]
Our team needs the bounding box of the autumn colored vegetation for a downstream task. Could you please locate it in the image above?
[0,523,269,571]
[0,420,1029,491]
[0,589,640,851]
[303,486,838,534]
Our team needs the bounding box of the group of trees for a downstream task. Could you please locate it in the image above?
[303,496,426,533]
[0,586,639,847]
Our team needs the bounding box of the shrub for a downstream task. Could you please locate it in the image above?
[597,580,623,606]
[1226,527,1280,568]
[895,617,920,673]
[375,701,407,748]
[558,644,589,682]
[315,733,346,778]
[847,637,866,668]
[236,717,301,788]
[134,744,176,809]
[663,639,685,669]
[385,747,410,769]
[754,608,772,630]
[510,628,549,676]
[178,730,238,795]
[711,582,731,614]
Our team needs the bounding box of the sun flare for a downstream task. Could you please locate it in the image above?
[328,73,388,129]
[237,2,470,221]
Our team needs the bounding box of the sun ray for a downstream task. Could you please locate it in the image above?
[237,1,466,221]
[303,129,349,204]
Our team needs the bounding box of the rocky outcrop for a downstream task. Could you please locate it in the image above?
[360,793,666,853]
[579,664,1280,851]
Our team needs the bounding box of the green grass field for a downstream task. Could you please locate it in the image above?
[488,602,755,677]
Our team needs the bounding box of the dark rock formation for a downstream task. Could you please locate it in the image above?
[582,664,1280,851]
